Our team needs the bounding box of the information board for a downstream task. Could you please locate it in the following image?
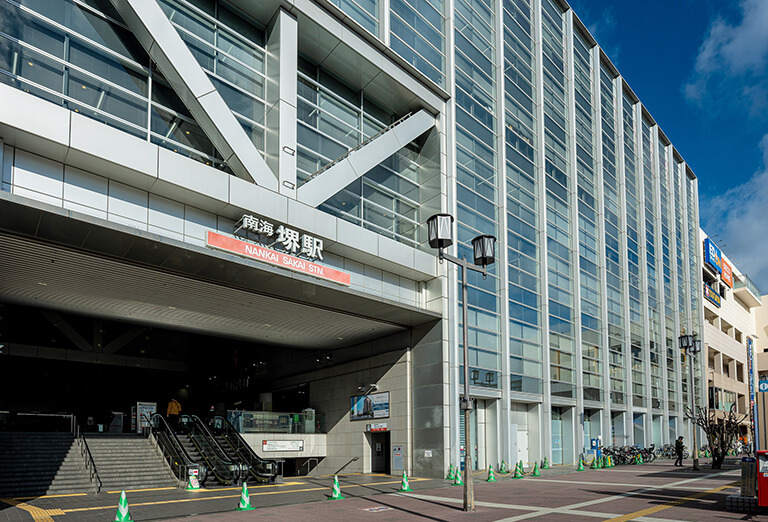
[262,440,304,451]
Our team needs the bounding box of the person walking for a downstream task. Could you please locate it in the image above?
[167,397,182,433]
[674,436,684,467]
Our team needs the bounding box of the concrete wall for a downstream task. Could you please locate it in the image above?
[242,433,327,459]
[265,320,445,478]
[1,143,424,308]
[270,346,409,476]
[756,295,768,357]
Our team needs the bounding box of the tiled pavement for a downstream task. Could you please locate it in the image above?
[0,459,763,521]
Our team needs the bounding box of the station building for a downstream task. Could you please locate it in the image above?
[0,0,704,477]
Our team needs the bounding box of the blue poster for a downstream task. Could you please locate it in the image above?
[350,391,390,421]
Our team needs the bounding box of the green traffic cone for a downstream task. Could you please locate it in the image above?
[577,459,585,471]
[542,457,551,470]
[590,457,598,469]
[236,482,256,510]
[327,475,345,500]
[446,464,455,481]
[518,460,525,473]
[531,462,540,477]
[398,470,413,492]
[452,469,463,486]
[512,465,524,479]
[114,491,133,522]
[486,465,497,482]
[500,460,508,473]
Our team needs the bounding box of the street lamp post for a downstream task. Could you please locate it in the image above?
[427,214,496,513]
[679,333,701,471]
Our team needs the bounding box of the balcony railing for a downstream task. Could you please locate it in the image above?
[735,274,761,300]
[226,410,325,434]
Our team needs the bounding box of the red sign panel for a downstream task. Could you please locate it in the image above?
[722,259,733,288]
[205,231,351,286]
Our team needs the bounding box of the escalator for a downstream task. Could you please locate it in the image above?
[178,415,246,486]
[146,413,206,486]
[209,416,280,484]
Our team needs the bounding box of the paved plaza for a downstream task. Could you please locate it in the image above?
[0,459,762,521]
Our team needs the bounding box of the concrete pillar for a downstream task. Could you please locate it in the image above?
[266,9,298,197]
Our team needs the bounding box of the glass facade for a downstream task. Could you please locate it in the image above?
[296,58,426,247]
[0,0,238,170]
[504,0,542,396]
[454,0,501,391]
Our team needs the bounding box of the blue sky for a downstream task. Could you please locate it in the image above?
[567,0,768,295]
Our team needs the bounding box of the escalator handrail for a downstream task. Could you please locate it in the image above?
[184,415,244,484]
[214,415,279,480]
[144,413,201,481]
[189,415,237,465]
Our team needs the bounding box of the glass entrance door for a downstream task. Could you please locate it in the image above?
[552,407,564,464]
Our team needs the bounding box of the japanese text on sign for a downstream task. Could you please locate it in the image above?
[236,214,323,260]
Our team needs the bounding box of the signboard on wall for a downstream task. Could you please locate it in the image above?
[134,402,156,433]
[704,282,721,307]
[704,238,722,273]
[350,392,390,421]
[262,440,304,451]
[205,231,351,286]
[722,259,734,288]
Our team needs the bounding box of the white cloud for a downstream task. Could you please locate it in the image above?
[684,0,768,116]
[701,134,768,294]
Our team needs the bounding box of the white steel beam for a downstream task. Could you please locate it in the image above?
[297,109,435,207]
[110,0,278,191]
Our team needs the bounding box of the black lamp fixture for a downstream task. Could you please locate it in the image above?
[472,234,496,268]
[427,213,454,249]
[426,213,496,512]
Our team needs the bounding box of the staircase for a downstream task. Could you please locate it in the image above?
[0,432,96,497]
[85,434,177,490]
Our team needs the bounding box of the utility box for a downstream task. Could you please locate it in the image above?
[756,451,768,506]
[742,457,757,497]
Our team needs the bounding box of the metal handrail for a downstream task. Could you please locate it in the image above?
[298,112,413,187]
[145,413,203,485]
[298,457,319,477]
[334,456,359,474]
[184,415,244,485]
[74,421,102,492]
[212,415,279,483]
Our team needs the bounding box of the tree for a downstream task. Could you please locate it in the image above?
[686,404,748,469]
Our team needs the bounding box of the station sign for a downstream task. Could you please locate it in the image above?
[235,214,324,260]
[722,259,733,288]
[205,231,351,286]
[703,282,721,307]
[704,238,722,273]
